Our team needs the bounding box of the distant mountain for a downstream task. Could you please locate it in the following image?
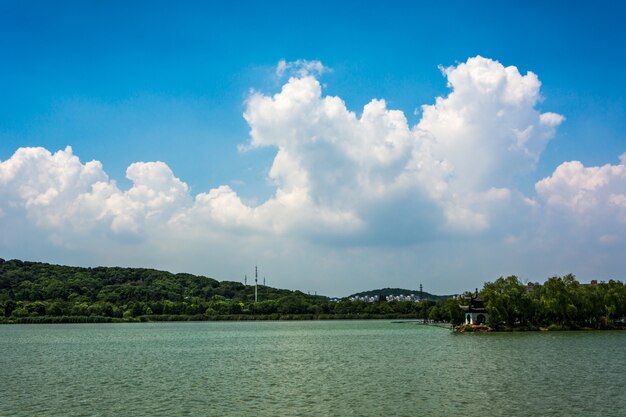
[348,287,453,301]
[0,258,316,304]
[0,258,462,324]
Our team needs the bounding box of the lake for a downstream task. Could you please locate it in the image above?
[1,321,624,416]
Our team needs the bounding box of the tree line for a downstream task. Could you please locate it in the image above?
[0,259,459,323]
[2,259,623,329]
[478,274,625,330]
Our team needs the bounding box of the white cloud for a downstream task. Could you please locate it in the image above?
[244,56,565,234]
[276,59,329,78]
[505,154,626,281]
[0,147,191,241]
[0,56,566,243]
[536,156,626,227]
[0,146,108,228]
[419,56,563,190]
[6,56,625,294]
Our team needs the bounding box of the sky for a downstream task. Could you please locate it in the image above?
[1,1,626,296]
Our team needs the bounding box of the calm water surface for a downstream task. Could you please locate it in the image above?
[1,321,624,416]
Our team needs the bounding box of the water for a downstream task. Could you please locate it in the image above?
[1,321,624,416]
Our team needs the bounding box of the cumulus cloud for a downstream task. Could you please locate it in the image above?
[242,55,565,234]
[420,56,563,188]
[242,75,416,237]
[536,154,626,232]
[1,56,568,246]
[0,146,191,242]
[6,56,625,293]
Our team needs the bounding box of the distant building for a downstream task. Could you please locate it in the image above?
[459,289,488,325]
[348,293,423,303]
[348,295,379,303]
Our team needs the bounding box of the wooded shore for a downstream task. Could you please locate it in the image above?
[2,259,624,329]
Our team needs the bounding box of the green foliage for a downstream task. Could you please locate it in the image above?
[348,287,451,301]
[481,276,530,326]
[13,258,620,328]
[0,258,465,323]
[479,274,625,330]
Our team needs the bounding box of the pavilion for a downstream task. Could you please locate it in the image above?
[460,289,489,325]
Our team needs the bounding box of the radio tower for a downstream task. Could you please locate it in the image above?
[255,265,258,302]
[419,283,423,300]
[244,275,247,286]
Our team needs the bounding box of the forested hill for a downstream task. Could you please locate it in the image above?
[349,287,451,301]
[0,258,307,304]
[0,258,458,323]
[7,258,620,330]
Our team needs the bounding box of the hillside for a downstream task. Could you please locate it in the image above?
[0,258,306,303]
[349,287,452,301]
[0,258,460,323]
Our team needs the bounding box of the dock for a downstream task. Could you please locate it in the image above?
[392,320,454,329]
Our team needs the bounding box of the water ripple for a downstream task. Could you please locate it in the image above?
[1,322,624,416]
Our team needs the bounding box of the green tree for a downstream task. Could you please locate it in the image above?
[481,276,530,327]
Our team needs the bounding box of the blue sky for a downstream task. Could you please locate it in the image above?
[1,1,625,295]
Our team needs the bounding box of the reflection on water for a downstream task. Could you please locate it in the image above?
[1,321,624,416]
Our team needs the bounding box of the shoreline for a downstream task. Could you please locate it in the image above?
[1,313,429,324]
[2,315,625,332]
[454,323,626,333]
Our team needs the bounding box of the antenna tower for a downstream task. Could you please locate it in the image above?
[255,265,258,302]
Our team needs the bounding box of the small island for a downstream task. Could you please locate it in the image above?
[1,258,624,330]
[455,275,626,332]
